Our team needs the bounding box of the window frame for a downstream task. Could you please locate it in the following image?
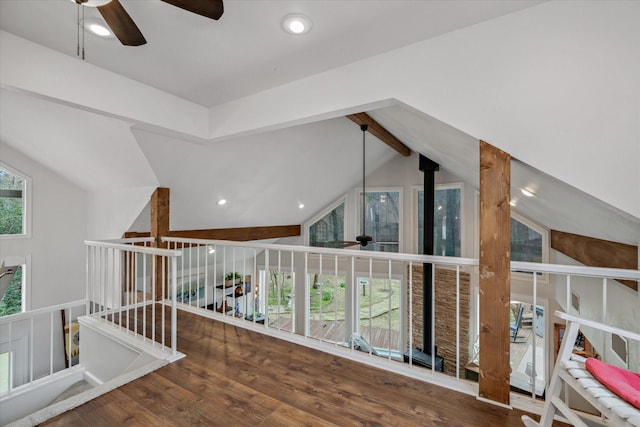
[355,186,403,253]
[0,162,32,239]
[412,183,464,255]
[304,195,347,247]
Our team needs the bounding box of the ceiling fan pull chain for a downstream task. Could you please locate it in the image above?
[361,124,367,236]
[82,4,85,60]
[76,2,80,57]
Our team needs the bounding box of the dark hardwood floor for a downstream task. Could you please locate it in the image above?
[43,309,562,426]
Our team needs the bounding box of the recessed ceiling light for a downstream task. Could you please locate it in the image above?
[520,188,536,197]
[282,14,313,35]
[82,19,113,38]
[217,199,227,206]
[298,203,305,209]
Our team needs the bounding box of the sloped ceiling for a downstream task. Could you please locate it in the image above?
[133,118,396,231]
[370,103,640,246]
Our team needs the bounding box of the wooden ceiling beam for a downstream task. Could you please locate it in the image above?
[551,230,638,291]
[167,224,301,242]
[346,112,411,157]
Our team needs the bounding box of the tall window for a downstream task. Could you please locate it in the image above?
[0,265,23,316]
[0,165,27,236]
[309,201,345,248]
[416,186,461,256]
[359,190,401,253]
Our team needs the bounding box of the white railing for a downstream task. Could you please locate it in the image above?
[161,237,640,402]
[0,299,87,395]
[85,239,183,357]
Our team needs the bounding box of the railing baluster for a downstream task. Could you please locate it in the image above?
[532,270,538,398]
[431,262,435,373]
[455,265,460,380]
[409,261,413,367]
[290,250,294,335]
[334,255,339,347]
[162,255,166,351]
[319,253,323,342]
[49,311,53,375]
[29,316,34,382]
[171,256,177,356]
[142,253,147,342]
[152,254,156,347]
[388,259,392,361]
[8,321,13,391]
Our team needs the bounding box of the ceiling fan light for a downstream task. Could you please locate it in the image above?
[282,14,312,35]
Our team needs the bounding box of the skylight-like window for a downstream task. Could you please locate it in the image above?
[309,201,345,248]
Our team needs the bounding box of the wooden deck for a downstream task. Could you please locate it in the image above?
[43,308,566,426]
[270,316,401,351]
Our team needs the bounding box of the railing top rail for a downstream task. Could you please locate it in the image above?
[161,237,479,266]
[99,237,156,244]
[0,299,88,325]
[556,310,640,341]
[85,240,182,257]
[162,236,640,280]
[511,261,640,280]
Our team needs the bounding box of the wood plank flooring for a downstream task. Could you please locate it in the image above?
[43,309,564,427]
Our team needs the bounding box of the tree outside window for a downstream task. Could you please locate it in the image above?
[360,191,400,253]
[0,166,25,236]
[309,202,345,248]
[0,266,23,316]
[417,187,461,256]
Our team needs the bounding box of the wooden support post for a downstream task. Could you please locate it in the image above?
[478,140,511,406]
[151,188,170,300]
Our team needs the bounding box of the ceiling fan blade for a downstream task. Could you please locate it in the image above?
[161,0,224,20]
[97,0,146,46]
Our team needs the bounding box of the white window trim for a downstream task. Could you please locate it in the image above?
[0,162,32,239]
[355,186,403,252]
[412,183,464,255]
[303,195,347,246]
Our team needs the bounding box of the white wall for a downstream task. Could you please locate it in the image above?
[0,143,86,309]
[85,187,155,240]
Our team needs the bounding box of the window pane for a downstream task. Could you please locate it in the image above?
[511,217,542,262]
[307,274,346,343]
[0,167,24,235]
[309,203,344,248]
[417,188,461,256]
[0,266,23,316]
[361,191,400,253]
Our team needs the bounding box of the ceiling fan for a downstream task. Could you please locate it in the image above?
[73,0,224,46]
[331,124,374,249]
